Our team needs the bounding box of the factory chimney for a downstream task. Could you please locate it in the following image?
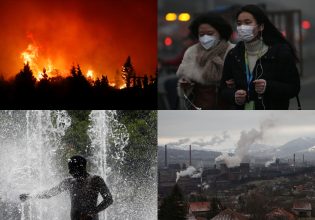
[293,153,296,172]
[189,145,192,166]
[165,145,168,168]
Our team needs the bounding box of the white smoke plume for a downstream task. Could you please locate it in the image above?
[167,138,190,146]
[176,166,202,182]
[191,131,230,147]
[265,156,276,167]
[308,146,315,152]
[191,173,201,178]
[197,182,209,191]
[215,118,275,168]
[215,152,241,168]
[167,131,230,148]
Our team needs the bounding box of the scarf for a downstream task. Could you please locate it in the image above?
[196,40,229,84]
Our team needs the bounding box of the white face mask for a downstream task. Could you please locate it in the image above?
[237,25,256,42]
[199,35,218,50]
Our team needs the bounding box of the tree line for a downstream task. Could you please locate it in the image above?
[0,57,157,109]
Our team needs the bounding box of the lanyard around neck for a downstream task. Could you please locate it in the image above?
[244,45,263,95]
[244,50,253,95]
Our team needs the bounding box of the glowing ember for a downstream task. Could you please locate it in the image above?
[119,84,127,89]
[108,82,126,89]
[37,72,44,80]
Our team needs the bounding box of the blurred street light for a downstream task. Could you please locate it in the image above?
[165,13,177,21]
[178,13,191,22]
[302,20,311,30]
[165,12,191,22]
[164,37,173,46]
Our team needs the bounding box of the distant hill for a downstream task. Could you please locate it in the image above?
[158,146,221,168]
[275,137,315,159]
[158,137,315,168]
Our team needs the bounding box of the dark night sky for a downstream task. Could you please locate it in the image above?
[0,0,157,82]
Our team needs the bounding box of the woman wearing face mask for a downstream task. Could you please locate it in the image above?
[176,13,234,110]
[220,5,300,110]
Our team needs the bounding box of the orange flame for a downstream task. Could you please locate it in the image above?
[21,44,38,65]
[86,69,94,79]
[20,43,59,81]
[119,83,127,89]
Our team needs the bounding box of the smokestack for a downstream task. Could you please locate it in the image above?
[165,145,167,168]
[303,154,305,164]
[189,145,192,166]
[293,153,296,172]
[220,163,228,174]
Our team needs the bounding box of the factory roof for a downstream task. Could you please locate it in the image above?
[266,208,297,220]
[292,201,312,211]
[189,202,211,212]
[211,209,249,220]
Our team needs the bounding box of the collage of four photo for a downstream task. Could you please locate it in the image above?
[0,0,315,220]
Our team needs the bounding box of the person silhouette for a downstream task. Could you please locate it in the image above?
[20,155,113,220]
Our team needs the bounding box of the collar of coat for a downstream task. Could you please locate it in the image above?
[228,41,281,63]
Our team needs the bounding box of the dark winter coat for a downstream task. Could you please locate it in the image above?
[220,42,300,110]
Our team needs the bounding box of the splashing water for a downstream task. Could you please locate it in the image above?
[88,110,157,220]
[88,110,128,220]
[0,110,71,220]
[0,110,157,220]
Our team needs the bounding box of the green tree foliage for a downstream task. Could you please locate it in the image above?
[56,110,91,175]
[159,184,188,220]
[116,110,157,179]
[63,110,91,153]
[245,191,269,220]
[56,110,156,179]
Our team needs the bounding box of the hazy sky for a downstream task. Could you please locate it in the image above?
[158,111,315,152]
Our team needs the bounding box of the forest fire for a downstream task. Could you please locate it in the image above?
[20,41,98,82]
[21,44,38,65]
[20,41,132,90]
[0,0,157,108]
[20,42,60,81]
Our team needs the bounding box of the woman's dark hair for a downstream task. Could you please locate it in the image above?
[189,13,233,41]
[236,4,299,62]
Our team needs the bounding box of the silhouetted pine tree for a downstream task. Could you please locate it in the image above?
[100,75,109,88]
[37,68,51,102]
[94,78,101,88]
[76,65,83,77]
[70,65,77,77]
[14,62,36,102]
[68,64,92,105]
[121,56,136,88]
[143,75,149,89]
